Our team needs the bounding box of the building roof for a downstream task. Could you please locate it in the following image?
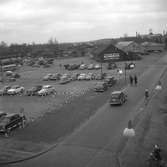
[116,41,135,50]
[141,42,165,46]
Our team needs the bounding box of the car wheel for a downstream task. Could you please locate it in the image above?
[5,128,11,137]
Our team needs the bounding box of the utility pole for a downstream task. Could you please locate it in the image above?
[124,63,127,83]
[0,60,4,83]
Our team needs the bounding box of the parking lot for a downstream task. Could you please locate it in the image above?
[0,53,163,162]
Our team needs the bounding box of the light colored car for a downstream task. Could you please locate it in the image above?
[37,85,56,96]
[87,64,94,70]
[79,64,87,70]
[85,73,94,80]
[94,64,101,70]
[43,74,53,81]
[7,85,25,95]
[77,73,86,80]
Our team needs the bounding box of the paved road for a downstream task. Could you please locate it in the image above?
[6,53,167,167]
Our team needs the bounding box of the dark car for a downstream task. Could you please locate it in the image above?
[59,77,71,84]
[26,85,43,96]
[110,91,127,105]
[0,86,11,95]
[67,64,79,70]
[104,76,117,87]
[107,62,117,70]
[94,82,108,92]
[0,113,26,136]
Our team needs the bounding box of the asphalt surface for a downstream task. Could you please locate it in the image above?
[5,53,167,167]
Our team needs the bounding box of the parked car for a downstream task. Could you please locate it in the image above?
[71,73,80,81]
[94,64,101,70]
[37,85,56,96]
[104,76,117,87]
[110,91,127,105]
[107,62,117,70]
[5,71,13,76]
[67,64,79,70]
[8,77,16,82]
[94,82,108,92]
[87,64,94,70]
[78,73,87,80]
[94,73,106,80]
[125,63,135,70]
[7,85,24,95]
[12,73,20,78]
[49,73,60,81]
[59,77,71,84]
[79,64,87,70]
[0,86,11,95]
[26,85,43,96]
[43,74,53,81]
[50,73,61,80]
[85,73,94,80]
[0,113,26,136]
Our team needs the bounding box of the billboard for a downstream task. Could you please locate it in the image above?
[103,53,120,60]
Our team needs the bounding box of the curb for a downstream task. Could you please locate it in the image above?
[0,143,59,165]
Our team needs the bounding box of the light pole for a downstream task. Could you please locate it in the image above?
[124,63,127,83]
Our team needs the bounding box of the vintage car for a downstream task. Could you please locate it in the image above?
[26,85,43,96]
[37,85,56,96]
[94,82,108,92]
[7,85,24,95]
[0,113,26,136]
[110,91,127,105]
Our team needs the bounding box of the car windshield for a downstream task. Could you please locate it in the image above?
[12,85,19,89]
[111,93,120,98]
[96,83,104,86]
[43,85,51,89]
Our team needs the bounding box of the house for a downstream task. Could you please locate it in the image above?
[92,43,128,62]
[141,42,165,52]
[116,41,145,54]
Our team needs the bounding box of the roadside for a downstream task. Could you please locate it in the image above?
[119,59,167,166]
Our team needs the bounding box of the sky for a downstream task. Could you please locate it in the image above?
[0,0,166,44]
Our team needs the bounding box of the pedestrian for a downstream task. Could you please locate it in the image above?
[144,89,149,105]
[129,75,133,85]
[134,75,138,86]
[123,120,135,137]
[152,145,162,162]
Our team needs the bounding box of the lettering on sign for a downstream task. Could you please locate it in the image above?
[103,53,120,60]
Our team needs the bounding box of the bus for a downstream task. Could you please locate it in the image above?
[1,64,17,72]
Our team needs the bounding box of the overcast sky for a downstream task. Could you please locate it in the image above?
[0,0,166,44]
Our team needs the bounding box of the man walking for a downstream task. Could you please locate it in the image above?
[129,75,133,86]
[134,75,138,86]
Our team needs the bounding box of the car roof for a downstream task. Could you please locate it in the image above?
[111,91,123,94]
[5,113,19,118]
[43,85,52,88]
[96,81,105,84]
[0,111,6,114]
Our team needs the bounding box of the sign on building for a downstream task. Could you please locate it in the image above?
[103,53,120,60]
